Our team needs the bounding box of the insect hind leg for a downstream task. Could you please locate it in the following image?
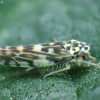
[43,65,70,79]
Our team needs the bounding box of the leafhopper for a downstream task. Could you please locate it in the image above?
[0,39,99,77]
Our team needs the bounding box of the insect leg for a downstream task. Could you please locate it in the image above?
[25,67,35,72]
[75,59,100,67]
[43,65,70,78]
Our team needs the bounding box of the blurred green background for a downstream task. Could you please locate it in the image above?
[0,0,100,100]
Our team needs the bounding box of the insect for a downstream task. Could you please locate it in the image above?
[0,39,99,78]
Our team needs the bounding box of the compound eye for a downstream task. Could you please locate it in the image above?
[84,46,89,51]
[78,51,86,57]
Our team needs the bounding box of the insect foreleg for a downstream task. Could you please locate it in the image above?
[75,59,100,67]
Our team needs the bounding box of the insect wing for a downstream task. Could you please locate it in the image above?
[0,41,69,68]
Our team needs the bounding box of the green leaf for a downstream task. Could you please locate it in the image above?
[0,0,100,100]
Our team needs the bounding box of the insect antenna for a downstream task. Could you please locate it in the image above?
[88,25,95,46]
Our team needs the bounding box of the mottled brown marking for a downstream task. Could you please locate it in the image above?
[53,47,61,54]
[11,49,20,53]
[15,57,26,62]
[0,56,20,67]
[46,56,57,61]
[9,46,17,50]
[15,57,34,67]
[41,47,48,52]
[23,45,33,49]
[54,42,64,45]
[4,46,21,53]
[46,56,64,63]
[22,49,31,53]
[22,49,57,56]
[0,50,16,57]
[41,43,50,46]
[27,60,34,67]
[19,54,39,59]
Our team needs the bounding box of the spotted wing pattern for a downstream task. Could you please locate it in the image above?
[0,41,70,68]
